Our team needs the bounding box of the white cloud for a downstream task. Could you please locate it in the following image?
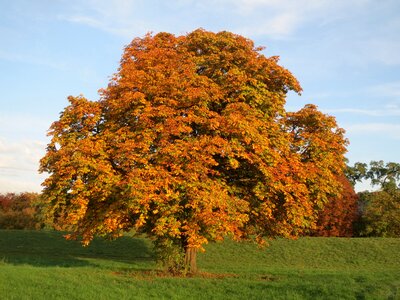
[237,11,301,38]
[85,0,136,20]
[341,37,400,68]
[232,0,374,38]
[0,138,46,193]
[57,0,367,39]
[230,0,329,13]
[0,138,46,172]
[0,177,44,194]
[58,0,150,38]
[0,49,67,70]
[346,123,400,139]
[229,0,287,15]
[64,15,105,29]
[369,81,400,98]
[0,112,50,193]
[0,113,51,139]
[369,40,400,66]
[322,108,400,117]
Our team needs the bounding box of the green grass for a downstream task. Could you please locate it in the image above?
[0,230,399,299]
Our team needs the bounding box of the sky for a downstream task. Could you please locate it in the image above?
[0,0,399,193]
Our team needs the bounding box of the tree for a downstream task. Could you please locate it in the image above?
[284,105,354,237]
[346,160,400,189]
[366,161,400,190]
[0,192,44,230]
[348,161,400,237]
[345,162,368,186]
[310,175,358,237]
[357,188,400,237]
[40,29,348,274]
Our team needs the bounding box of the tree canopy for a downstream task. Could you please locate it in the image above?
[40,29,348,273]
[347,160,400,237]
[311,174,358,237]
[0,192,43,230]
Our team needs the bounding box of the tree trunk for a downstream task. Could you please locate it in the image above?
[184,247,197,273]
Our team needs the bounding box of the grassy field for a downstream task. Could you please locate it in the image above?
[0,230,399,299]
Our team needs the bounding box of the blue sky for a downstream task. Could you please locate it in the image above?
[0,0,399,193]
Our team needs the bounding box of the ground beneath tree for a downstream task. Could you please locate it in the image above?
[112,270,240,279]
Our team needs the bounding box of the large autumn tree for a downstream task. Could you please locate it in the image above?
[40,29,348,273]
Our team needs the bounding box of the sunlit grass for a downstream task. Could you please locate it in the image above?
[0,230,399,299]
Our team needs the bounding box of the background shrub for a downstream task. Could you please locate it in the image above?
[0,193,44,230]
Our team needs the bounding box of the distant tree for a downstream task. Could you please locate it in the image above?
[0,192,44,230]
[357,188,400,237]
[348,160,400,237]
[310,175,358,237]
[366,161,400,190]
[346,160,400,189]
[345,162,368,186]
[40,29,348,274]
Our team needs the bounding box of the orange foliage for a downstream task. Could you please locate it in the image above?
[311,175,358,237]
[40,29,348,268]
[0,193,43,229]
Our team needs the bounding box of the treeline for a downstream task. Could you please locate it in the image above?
[1,160,399,237]
[0,192,45,230]
[308,160,400,237]
[348,161,400,237]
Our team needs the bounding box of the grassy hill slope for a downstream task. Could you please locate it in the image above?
[0,230,399,299]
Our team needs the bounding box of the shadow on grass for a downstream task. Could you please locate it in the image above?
[0,229,154,268]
